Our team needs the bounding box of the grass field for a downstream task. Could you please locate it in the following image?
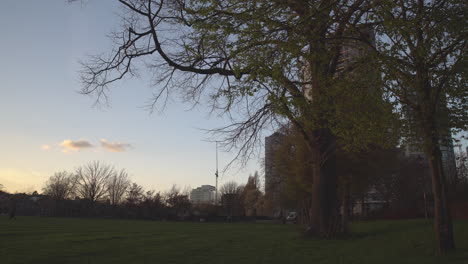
[0,216,467,264]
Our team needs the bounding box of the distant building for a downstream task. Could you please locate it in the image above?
[303,25,376,100]
[440,137,458,184]
[352,187,387,216]
[190,185,215,205]
[264,132,286,217]
[403,119,457,185]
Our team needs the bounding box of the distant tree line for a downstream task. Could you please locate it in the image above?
[0,161,267,222]
[2,156,466,222]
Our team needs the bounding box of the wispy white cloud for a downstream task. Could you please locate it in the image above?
[100,139,132,152]
[59,139,94,153]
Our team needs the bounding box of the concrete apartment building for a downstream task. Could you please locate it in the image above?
[190,185,216,205]
[404,137,457,184]
[264,132,286,217]
[403,96,458,185]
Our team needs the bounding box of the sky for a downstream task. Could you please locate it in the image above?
[0,0,262,193]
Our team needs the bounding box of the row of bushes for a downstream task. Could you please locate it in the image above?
[0,191,272,222]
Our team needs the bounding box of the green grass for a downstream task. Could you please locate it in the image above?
[0,217,467,264]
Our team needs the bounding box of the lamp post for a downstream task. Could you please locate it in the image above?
[215,141,219,205]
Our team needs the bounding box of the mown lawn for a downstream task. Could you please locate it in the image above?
[0,216,467,264]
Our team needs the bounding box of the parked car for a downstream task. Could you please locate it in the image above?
[286,211,297,223]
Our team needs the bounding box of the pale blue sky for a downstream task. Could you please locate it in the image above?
[0,0,261,193]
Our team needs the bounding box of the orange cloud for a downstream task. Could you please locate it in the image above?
[100,139,132,152]
[41,145,51,150]
[59,139,94,152]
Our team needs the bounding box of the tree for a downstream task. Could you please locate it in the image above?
[370,0,467,254]
[273,128,315,223]
[42,171,77,200]
[455,148,468,201]
[126,182,144,205]
[220,181,240,197]
[165,184,191,218]
[77,0,396,237]
[387,156,431,216]
[242,172,262,217]
[141,190,166,219]
[76,161,114,206]
[220,181,244,218]
[274,127,399,226]
[107,169,131,205]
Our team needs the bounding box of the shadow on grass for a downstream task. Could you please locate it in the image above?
[70,236,125,244]
[296,220,432,241]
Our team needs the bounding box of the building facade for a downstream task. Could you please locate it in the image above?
[264,132,286,217]
[190,185,215,205]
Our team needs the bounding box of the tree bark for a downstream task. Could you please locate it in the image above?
[424,124,455,255]
[307,128,341,237]
[341,175,351,233]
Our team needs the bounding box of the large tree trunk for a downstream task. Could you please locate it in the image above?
[307,128,341,237]
[424,125,455,255]
[341,175,351,233]
[299,20,342,237]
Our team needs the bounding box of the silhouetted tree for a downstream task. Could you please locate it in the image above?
[165,185,191,219]
[107,169,131,205]
[76,161,113,207]
[42,171,78,200]
[142,190,164,207]
[139,190,166,219]
[220,181,243,218]
[126,182,144,205]
[220,181,240,197]
[243,173,262,217]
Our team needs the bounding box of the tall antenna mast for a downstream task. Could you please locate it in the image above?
[215,141,219,205]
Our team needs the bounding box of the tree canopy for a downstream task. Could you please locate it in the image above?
[76,0,466,251]
[80,0,397,161]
